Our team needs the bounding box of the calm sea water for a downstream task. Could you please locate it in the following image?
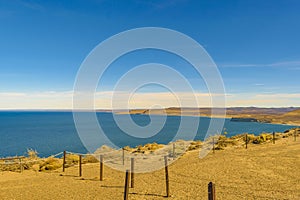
[0,111,295,157]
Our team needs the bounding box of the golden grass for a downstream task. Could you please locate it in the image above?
[39,157,62,171]
[1,128,299,173]
[82,155,99,164]
[129,143,164,153]
[188,140,202,151]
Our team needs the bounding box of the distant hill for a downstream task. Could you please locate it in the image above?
[273,109,300,125]
[116,107,298,116]
[282,109,300,116]
[111,107,300,126]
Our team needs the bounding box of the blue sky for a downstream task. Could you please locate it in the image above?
[0,0,300,109]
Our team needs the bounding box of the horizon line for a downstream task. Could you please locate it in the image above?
[0,106,299,112]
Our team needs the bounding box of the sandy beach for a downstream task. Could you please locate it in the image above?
[0,134,299,200]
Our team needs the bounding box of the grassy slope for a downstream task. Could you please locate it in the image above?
[0,134,299,199]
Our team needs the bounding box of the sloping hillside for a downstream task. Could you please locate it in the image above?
[114,107,300,125]
[273,109,300,125]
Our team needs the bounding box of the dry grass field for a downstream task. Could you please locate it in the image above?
[0,132,299,200]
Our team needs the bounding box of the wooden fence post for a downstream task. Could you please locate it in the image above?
[100,155,103,181]
[79,155,82,177]
[164,156,170,197]
[122,148,125,165]
[273,132,275,144]
[294,129,297,142]
[173,143,176,159]
[124,170,130,200]
[212,138,215,154]
[131,158,134,188]
[19,158,23,173]
[245,134,248,149]
[208,182,216,200]
[63,151,66,172]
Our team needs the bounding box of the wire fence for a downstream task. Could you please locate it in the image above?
[62,140,299,199]
[0,131,299,199]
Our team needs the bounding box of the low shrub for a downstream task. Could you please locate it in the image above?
[252,133,272,144]
[39,157,62,171]
[188,141,202,151]
[132,143,164,153]
[64,154,80,167]
[27,149,38,159]
[82,155,99,164]
[217,137,238,149]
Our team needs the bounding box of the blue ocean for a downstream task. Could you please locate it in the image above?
[0,111,295,157]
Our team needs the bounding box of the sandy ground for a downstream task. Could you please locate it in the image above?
[0,137,299,200]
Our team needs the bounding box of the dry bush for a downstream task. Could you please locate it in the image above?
[134,145,149,153]
[82,155,99,164]
[0,149,41,172]
[132,143,164,153]
[22,149,40,170]
[39,157,62,171]
[188,141,202,151]
[252,137,264,144]
[231,134,248,142]
[27,149,38,159]
[64,154,79,167]
[145,143,164,151]
[123,146,132,152]
[252,133,272,144]
[282,133,290,138]
[0,158,22,172]
[216,136,237,150]
[282,128,299,138]
[245,134,256,143]
[94,145,115,154]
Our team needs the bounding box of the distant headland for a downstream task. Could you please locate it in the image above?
[98,107,300,126]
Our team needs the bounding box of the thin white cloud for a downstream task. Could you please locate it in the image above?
[134,0,188,9]
[18,0,45,11]
[0,92,26,97]
[95,91,216,109]
[0,91,73,110]
[254,83,264,86]
[0,91,299,109]
[289,67,300,70]
[220,60,300,68]
[226,93,300,107]
[255,93,300,98]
